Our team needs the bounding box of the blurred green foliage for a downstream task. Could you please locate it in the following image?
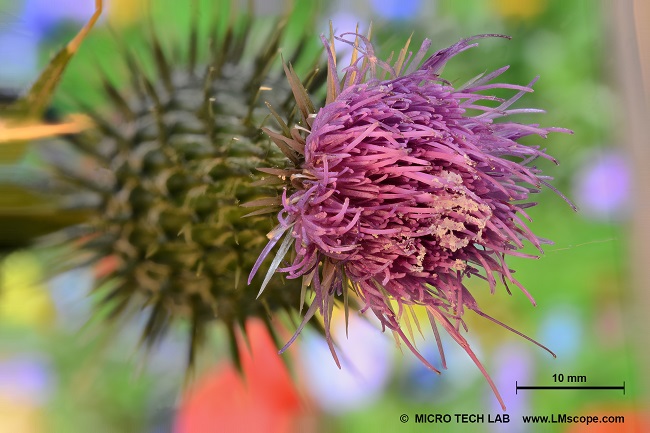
[0,0,636,432]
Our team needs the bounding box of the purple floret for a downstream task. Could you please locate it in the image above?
[248,32,572,410]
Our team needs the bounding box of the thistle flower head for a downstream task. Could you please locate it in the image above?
[48,8,326,370]
[250,32,573,409]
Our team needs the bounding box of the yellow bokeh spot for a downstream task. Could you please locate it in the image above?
[0,252,56,329]
[0,398,43,433]
[107,0,148,26]
[495,0,547,19]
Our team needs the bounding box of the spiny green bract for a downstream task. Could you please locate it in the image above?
[55,9,326,369]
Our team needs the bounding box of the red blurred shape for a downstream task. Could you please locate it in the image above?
[564,407,650,433]
[174,320,314,433]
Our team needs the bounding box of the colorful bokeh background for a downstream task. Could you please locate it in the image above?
[1,0,648,432]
